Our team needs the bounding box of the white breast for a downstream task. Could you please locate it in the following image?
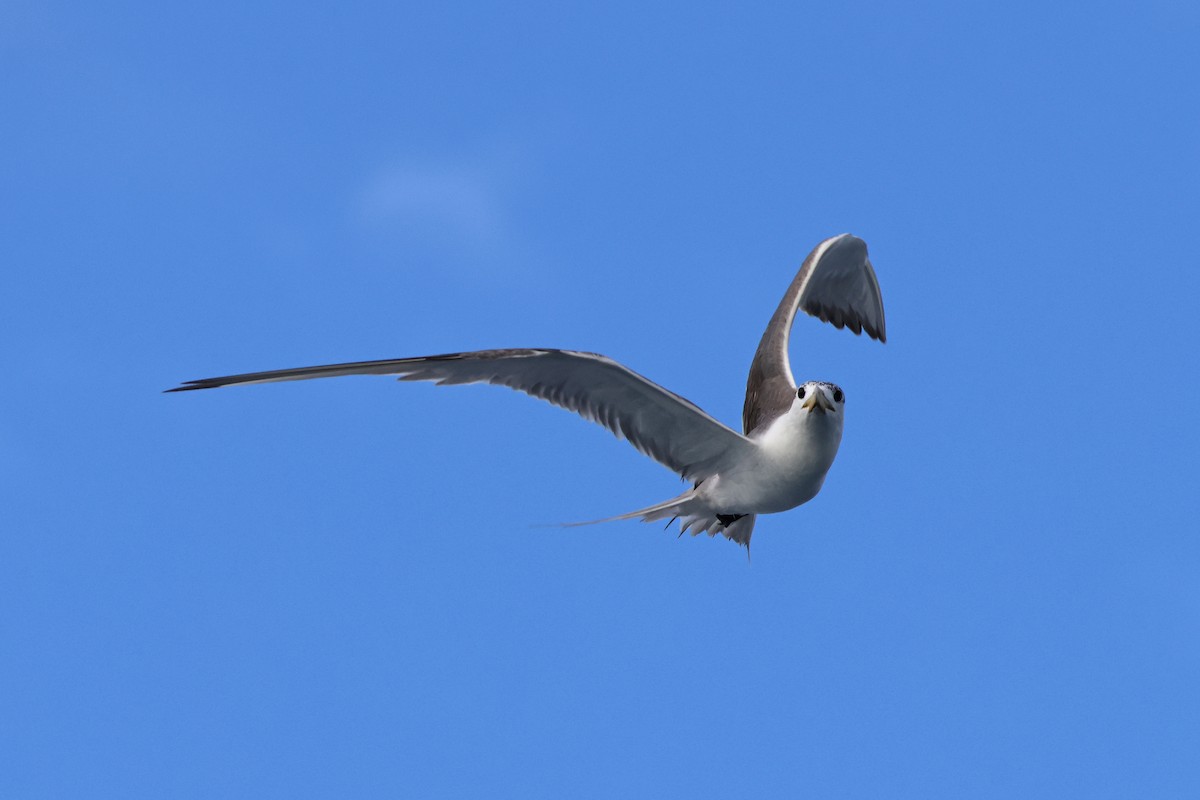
[699,408,844,514]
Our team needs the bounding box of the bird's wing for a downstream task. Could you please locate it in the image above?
[169,348,754,483]
[743,234,886,435]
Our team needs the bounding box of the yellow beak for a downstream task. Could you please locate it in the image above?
[801,389,834,414]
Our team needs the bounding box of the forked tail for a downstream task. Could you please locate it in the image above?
[562,490,757,549]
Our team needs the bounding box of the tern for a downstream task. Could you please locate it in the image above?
[169,233,886,549]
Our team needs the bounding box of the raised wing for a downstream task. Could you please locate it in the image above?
[743,234,886,435]
[168,348,753,483]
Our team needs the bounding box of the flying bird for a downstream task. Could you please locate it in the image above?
[169,233,886,549]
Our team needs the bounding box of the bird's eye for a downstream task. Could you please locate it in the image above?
[833,388,844,403]
[797,387,806,399]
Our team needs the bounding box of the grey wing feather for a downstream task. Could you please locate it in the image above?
[168,348,753,482]
[743,234,886,434]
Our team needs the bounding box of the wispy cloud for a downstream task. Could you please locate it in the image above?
[357,160,508,247]
[352,137,548,281]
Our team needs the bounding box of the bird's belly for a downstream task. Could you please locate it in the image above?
[701,425,840,514]
[707,468,825,513]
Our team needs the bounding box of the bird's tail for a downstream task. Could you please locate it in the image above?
[560,490,696,527]
[562,490,756,549]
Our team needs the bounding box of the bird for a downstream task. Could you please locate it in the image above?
[168,233,886,550]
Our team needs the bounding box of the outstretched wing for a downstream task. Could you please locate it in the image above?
[743,234,886,435]
[169,348,753,483]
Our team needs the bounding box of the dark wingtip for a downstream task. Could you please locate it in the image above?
[804,299,887,344]
[163,382,210,393]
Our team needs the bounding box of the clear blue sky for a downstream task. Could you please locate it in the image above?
[3,2,1198,797]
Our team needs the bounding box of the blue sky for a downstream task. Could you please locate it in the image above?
[3,1,1199,797]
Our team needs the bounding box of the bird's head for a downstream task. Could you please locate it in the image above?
[794,381,845,420]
